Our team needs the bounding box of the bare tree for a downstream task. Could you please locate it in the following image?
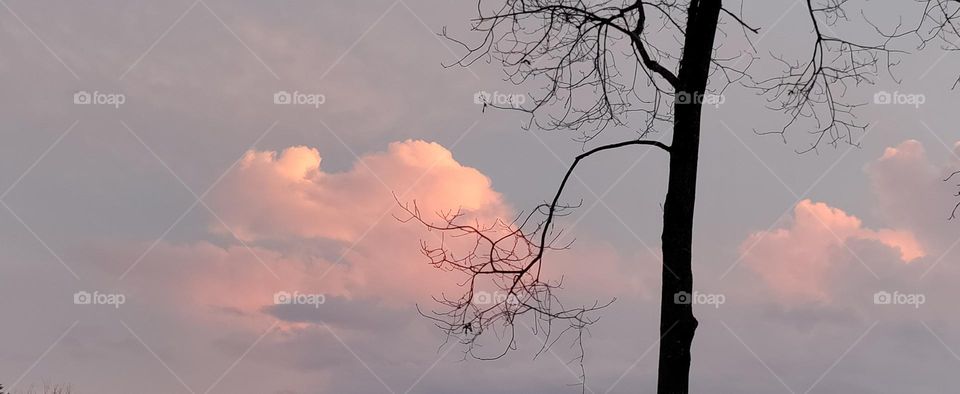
[399,0,960,392]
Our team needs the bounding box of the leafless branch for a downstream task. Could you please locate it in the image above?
[396,138,668,384]
[750,0,909,153]
[947,170,960,219]
[445,0,752,142]
[878,0,960,87]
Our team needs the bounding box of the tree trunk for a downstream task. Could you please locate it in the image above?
[657,1,721,393]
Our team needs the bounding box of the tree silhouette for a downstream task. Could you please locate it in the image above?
[400,1,960,392]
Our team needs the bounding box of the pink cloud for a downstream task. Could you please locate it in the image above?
[115,140,636,331]
[866,139,959,239]
[199,140,511,310]
[740,200,923,302]
[739,138,960,303]
[210,140,506,242]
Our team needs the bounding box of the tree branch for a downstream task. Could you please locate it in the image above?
[396,138,668,363]
[947,170,960,220]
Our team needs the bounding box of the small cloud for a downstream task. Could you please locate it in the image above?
[740,200,923,302]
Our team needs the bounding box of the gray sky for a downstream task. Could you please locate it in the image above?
[1,1,959,393]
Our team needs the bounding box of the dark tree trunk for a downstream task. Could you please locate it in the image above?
[657,1,721,393]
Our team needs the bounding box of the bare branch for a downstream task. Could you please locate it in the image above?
[878,0,960,87]
[396,138,668,365]
[750,0,906,153]
[721,6,760,34]
[444,1,701,140]
[947,170,960,220]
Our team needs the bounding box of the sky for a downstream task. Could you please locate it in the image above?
[0,0,959,393]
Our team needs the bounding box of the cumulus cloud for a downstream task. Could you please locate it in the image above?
[740,139,960,303]
[203,140,521,310]
[115,140,514,324]
[210,140,506,243]
[114,140,636,331]
[740,200,923,302]
[865,139,959,245]
[56,138,646,394]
